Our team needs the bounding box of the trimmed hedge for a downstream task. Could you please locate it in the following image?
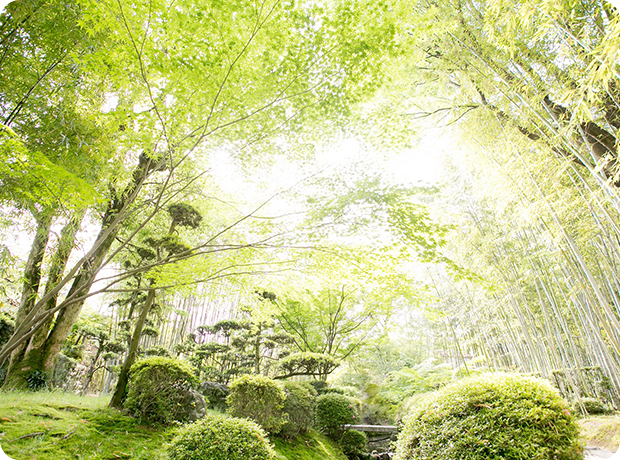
[167,413,276,460]
[315,393,361,439]
[395,373,583,460]
[278,380,318,439]
[227,374,286,433]
[123,356,198,424]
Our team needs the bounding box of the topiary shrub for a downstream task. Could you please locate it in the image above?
[167,413,276,460]
[227,374,286,433]
[123,356,199,424]
[340,429,367,459]
[278,380,318,439]
[572,397,613,416]
[315,393,361,439]
[395,373,584,460]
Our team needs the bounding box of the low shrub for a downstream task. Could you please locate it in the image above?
[123,356,199,424]
[227,374,286,433]
[395,372,583,460]
[315,393,361,439]
[572,397,614,416]
[167,413,276,460]
[340,429,367,459]
[278,380,318,439]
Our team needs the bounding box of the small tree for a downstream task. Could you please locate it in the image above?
[109,203,201,408]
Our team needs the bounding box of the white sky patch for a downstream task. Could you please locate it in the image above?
[386,128,449,187]
[211,131,445,199]
[102,94,119,113]
[0,0,11,14]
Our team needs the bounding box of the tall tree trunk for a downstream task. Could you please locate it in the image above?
[27,210,85,352]
[2,209,52,389]
[109,288,156,408]
[0,153,159,386]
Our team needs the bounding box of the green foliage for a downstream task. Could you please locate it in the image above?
[315,393,361,439]
[63,312,111,357]
[278,380,318,439]
[188,317,291,383]
[275,287,378,377]
[395,373,584,460]
[123,356,198,424]
[144,345,172,357]
[168,203,203,230]
[339,430,367,459]
[200,381,230,411]
[0,125,101,210]
[0,309,15,348]
[278,352,340,379]
[167,413,276,460]
[573,398,613,416]
[227,374,286,433]
[377,359,455,417]
[26,370,49,391]
[322,386,360,398]
[309,380,330,394]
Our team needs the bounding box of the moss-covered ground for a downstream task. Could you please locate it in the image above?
[0,391,347,460]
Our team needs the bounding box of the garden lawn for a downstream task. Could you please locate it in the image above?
[0,392,346,460]
[0,391,172,459]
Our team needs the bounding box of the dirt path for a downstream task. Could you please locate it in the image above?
[585,446,617,459]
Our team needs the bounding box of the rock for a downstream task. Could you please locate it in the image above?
[176,388,206,422]
[200,381,229,411]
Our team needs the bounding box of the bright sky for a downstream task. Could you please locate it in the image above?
[211,128,446,205]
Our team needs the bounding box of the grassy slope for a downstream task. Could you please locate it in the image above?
[272,432,347,460]
[578,415,620,451]
[0,392,346,460]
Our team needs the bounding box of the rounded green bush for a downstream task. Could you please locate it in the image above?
[572,397,613,416]
[278,380,318,439]
[167,413,276,460]
[315,393,361,439]
[340,429,368,458]
[227,374,286,433]
[123,356,198,424]
[395,373,584,460]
